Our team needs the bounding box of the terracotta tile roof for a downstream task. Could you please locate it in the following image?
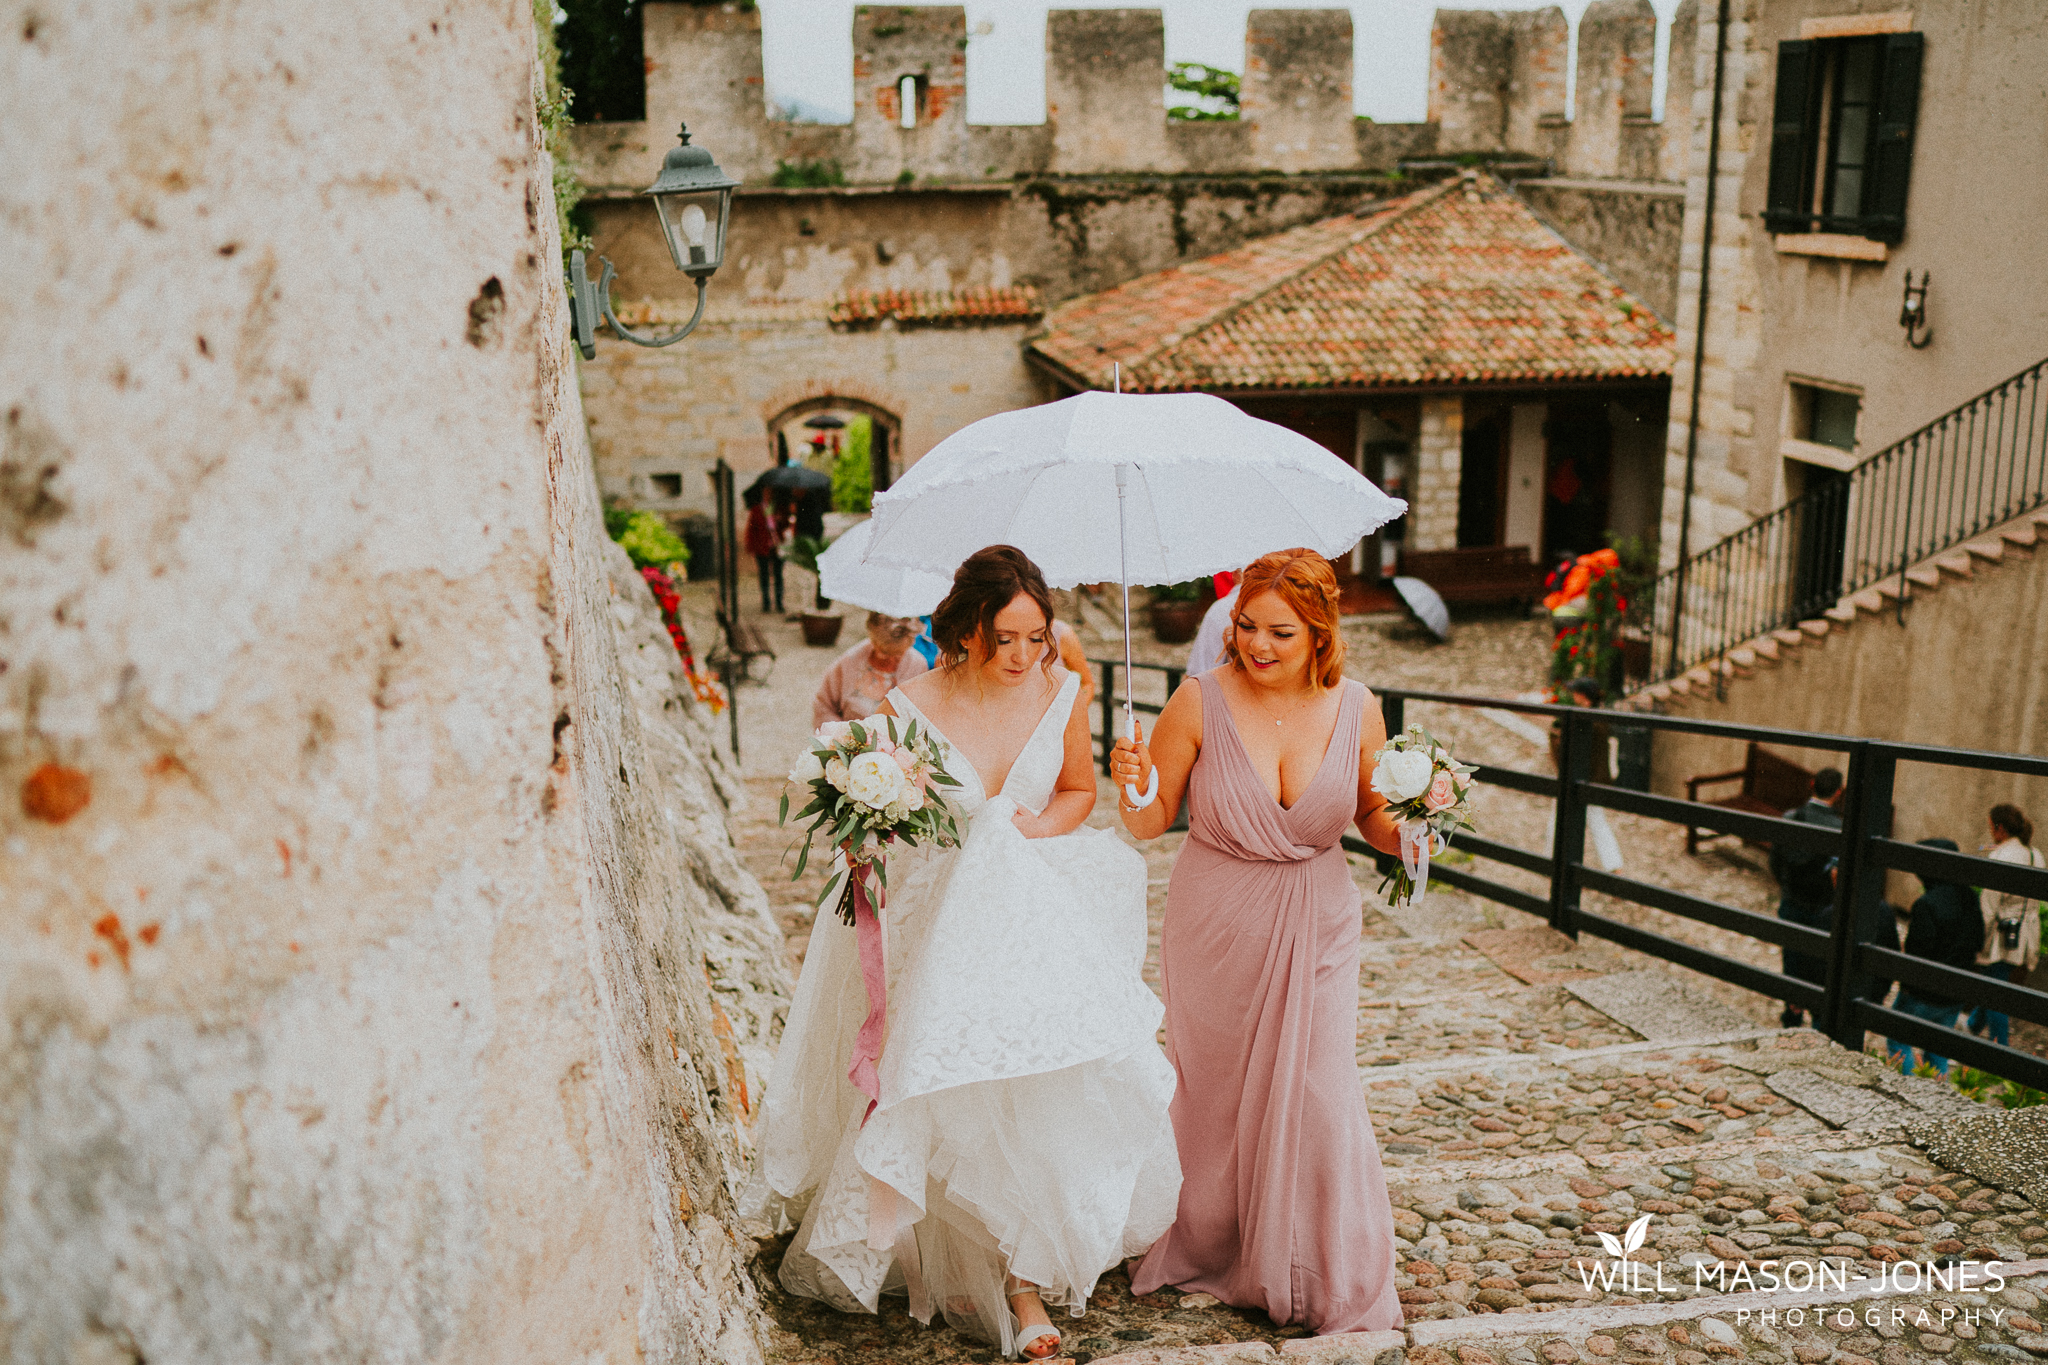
[1028,175,1674,392]
[830,285,1043,330]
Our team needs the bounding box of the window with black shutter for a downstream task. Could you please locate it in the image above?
[1761,32,1923,244]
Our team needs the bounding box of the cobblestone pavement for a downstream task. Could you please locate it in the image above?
[702,584,2046,1365]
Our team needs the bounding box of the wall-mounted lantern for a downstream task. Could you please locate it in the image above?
[567,122,740,360]
[1899,270,1933,349]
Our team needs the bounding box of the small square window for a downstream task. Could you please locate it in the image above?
[649,473,683,499]
[1790,382,1860,452]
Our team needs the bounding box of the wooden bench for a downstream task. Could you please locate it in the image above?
[1684,742,1815,855]
[717,611,777,684]
[1401,546,1549,607]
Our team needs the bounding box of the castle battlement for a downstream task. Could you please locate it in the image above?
[571,1,1699,191]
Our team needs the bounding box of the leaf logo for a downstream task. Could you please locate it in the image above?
[1596,1213,1654,1259]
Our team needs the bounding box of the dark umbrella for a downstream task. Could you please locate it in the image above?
[747,464,833,497]
[802,413,847,430]
[1392,575,1451,641]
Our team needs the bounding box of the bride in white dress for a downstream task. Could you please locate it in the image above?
[751,545,1180,1359]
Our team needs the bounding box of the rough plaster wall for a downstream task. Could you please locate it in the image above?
[0,2,786,1361]
[1647,545,2048,898]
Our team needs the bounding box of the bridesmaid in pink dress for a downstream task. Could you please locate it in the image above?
[1111,549,1405,1336]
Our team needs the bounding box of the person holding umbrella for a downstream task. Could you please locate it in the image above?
[1112,549,1406,1337]
[758,546,1177,1361]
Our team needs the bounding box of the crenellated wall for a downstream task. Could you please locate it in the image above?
[575,2,1700,191]
[576,2,1703,519]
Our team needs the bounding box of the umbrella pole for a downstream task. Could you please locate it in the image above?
[1114,464,1159,809]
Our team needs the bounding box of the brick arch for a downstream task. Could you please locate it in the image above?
[759,377,906,432]
[762,382,906,494]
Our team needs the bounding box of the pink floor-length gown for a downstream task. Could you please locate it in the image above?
[1132,672,1401,1335]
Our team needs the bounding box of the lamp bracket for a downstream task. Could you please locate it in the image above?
[566,249,710,359]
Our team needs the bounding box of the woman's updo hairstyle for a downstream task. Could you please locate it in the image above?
[930,544,1057,671]
[1991,803,2035,847]
[1222,548,1347,689]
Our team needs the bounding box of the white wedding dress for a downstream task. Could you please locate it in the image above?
[750,670,1180,1355]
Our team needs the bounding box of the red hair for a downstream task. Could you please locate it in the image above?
[1223,549,1347,688]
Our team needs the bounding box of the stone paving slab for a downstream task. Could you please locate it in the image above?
[1565,972,1759,1043]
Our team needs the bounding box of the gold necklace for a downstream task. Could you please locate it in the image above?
[1249,680,1316,727]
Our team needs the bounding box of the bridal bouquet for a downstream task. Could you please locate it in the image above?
[781,716,964,925]
[1369,723,1478,908]
[782,716,964,1118]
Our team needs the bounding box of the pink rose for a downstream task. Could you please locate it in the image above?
[890,746,918,776]
[1423,770,1458,813]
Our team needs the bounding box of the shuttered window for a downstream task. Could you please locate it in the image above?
[1761,33,1923,244]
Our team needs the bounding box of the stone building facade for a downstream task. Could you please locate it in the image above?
[575,2,1703,529]
[3,4,787,1361]
[1656,0,2048,570]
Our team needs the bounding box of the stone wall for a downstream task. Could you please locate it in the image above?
[576,2,1699,188]
[0,3,787,1362]
[1515,177,1688,322]
[584,303,1044,509]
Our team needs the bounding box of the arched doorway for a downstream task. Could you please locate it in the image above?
[763,396,903,506]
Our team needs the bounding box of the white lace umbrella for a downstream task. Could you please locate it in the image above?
[817,519,953,618]
[862,389,1407,806]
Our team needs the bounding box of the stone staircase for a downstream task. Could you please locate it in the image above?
[1631,506,2047,707]
[740,804,2048,1365]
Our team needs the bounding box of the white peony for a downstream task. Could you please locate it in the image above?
[844,750,908,809]
[824,757,851,792]
[788,748,825,787]
[902,785,925,812]
[1372,747,1435,803]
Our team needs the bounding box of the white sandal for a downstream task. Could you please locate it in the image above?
[1005,1277,1061,1360]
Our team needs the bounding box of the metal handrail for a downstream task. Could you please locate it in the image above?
[1648,354,2048,683]
[1083,668,2048,1091]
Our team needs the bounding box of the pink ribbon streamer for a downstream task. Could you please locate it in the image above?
[846,861,887,1125]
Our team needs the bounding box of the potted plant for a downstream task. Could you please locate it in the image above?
[786,534,844,647]
[1149,580,1210,645]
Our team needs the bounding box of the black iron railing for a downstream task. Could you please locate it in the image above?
[1087,660,2048,1090]
[1651,355,2048,682]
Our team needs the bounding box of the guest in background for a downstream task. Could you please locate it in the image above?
[1968,804,2043,1045]
[811,612,929,727]
[1768,767,1845,1030]
[744,486,785,614]
[1886,837,1983,1076]
[1184,571,1241,679]
[910,615,939,668]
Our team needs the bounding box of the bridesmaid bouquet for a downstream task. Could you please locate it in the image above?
[781,716,965,925]
[1369,723,1478,908]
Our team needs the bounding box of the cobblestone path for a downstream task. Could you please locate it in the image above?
[711,587,2048,1365]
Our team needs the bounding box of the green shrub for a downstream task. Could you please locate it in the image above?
[770,159,845,188]
[609,508,689,568]
[832,415,874,513]
[1153,580,1208,603]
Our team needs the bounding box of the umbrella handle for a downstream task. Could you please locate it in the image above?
[1119,704,1160,808]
